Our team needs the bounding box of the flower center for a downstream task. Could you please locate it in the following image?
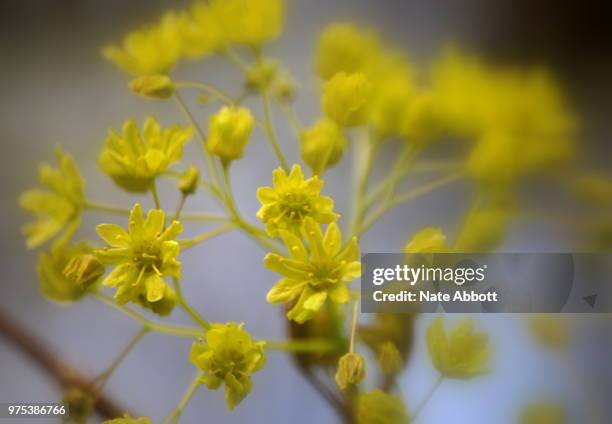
[279,191,312,221]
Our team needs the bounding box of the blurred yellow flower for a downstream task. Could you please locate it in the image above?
[128,74,175,99]
[38,243,95,303]
[357,389,408,424]
[213,0,284,47]
[519,401,566,424]
[315,23,380,80]
[404,227,449,254]
[265,217,360,323]
[256,164,339,237]
[179,2,223,59]
[527,315,570,352]
[300,118,348,175]
[206,106,255,162]
[63,253,105,288]
[335,352,366,390]
[190,322,266,410]
[427,317,490,379]
[95,204,182,313]
[454,207,508,252]
[378,341,403,375]
[102,11,183,76]
[20,147,84,249]
[99,117,192,192]
[103,416,151,424]
[322,72,372,128]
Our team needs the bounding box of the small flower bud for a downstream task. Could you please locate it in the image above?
[178,165,200,195]
[322,72,372,127]
[300,118,347,175]
[378,341,403,375]
[129,75,175,99]
[335,352,366,390]
[207,106,255,162]
[272,76,298,103]
[245,60,278,92]
[63,254,104,288]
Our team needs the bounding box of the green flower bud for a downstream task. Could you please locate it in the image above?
[272,76,298,103]
[334,352,366,390]
[128,75,175,99]
[300,118,347,175]
[63,254,104,288]
[322,72,372,127]
[178,165,200,195]
[38,244,93,303]
[245,60,278,92]
[378,342,403,375]
[357,390,408,424]
[206,106,255,162]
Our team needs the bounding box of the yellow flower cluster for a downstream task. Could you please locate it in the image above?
[95,204,182,315]
[190,322,266,410]
[264,216,360,323]
[99,117,192,192]
[206,106,255,163]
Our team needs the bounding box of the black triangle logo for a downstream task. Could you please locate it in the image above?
[583,294,597,308]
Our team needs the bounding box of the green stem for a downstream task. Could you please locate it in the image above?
[172,278,210,330]
[174,194,187,221]
[178,212,230,223]
[180,224,237,250]
[164,371,203,424]
[261,90,290,171]
[279,102,303,140]
[349,131,379,237]
[265,338,340,353]
[348,300,359,353]
[175,81,235,105]
[411,375,444,422]
[151,180,162,210]
[222,46,251,74]
[94,326,149,390]
[93,292,201,338]
[392,172,463,205]
[84,201,131,216]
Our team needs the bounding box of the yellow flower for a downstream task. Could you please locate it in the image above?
[20,147,84,249]
[454,207,508,252]
[315,23,380,80]
[377,341,403,375]
[94,204,182,314]
[527,315,570,352]
[99,117,192,192]
[63,253,105,288]
[427,317,490,379]
[103,415,151,424]
[300,118,348,175]
[206,106,255,162]
[404,227,449,254]
[519,401,566,424]
[357,390,408,424]
[190,322,266,410]
[265,217,360,323]
[128,74,175,99]
[179,3,223,59]
[178,165,200,195]
[212,0,284,46]
[38,243,95,303]
[322,72,372,127]
[102,11,183,76]
[245,60,278,92]
[256,164,339,237]
[335,352,366,390]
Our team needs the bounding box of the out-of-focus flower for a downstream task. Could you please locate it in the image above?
[245,60,278,92]
[63,254,105,288]
[256,164,339,237]
[20,148,84,249]
[99,117,192,192]
[403,91,440,144]
[128,74,175,99]
[206,106,255,162]
[213,0,284,47]
[300,118,348,175]
[527,315,570,352]
[335,352,366,390]
[179,2,223,59]
[356,389,408,424]
[103,415,151,424]
[178,165,200,195]
[190,322,266,410]
[359,313,416,364]
[519,401,566,424]
[427,317,490,379]
[454,207,508,252]
[38,243,95,303]
[569,174,612,206]
[95,204,182,313]
[315,23,380,80]
[404,227,449,253]
[265,217,360,323]
[322,72,372,128]
[62,387,94,424]
[378,341,403,375]
[271,73,298,103]
[102,11,182,76]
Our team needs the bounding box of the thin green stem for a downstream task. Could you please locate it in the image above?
[174,194,187,221]
[164,371,203,424]
[411,375,444,422]
[261,90,290,171]
[222,46,251,74]
[392,172,463,206]
[151,180,162,210]
[348,301,359,353]
[265,338,340,353]
[349,131,379,237]
[279,102,303,140]
[172,278,210,330]
[94,326,149,390]
[180,223,237,250]
[84,201,131,216]
[93,292,201,338]
[179,212,230,223]
[175,81,235,105]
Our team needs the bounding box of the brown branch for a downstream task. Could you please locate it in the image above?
[0,306,130,420]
